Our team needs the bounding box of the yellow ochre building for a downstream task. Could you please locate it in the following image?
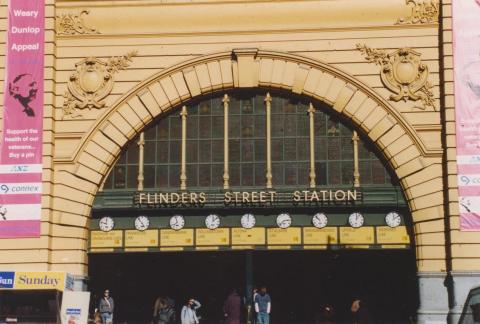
[0,0,478,323]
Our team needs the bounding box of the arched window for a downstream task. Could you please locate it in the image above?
[102,92,394,191]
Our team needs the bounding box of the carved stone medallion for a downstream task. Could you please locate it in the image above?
[63,51,137,118]
[357,44,435,110]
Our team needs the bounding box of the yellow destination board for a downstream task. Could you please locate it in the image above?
[125,230,158,247]
[303,227,338,245]
[90,230,123,248]
[376,226,410,244]
[14,272,67,291]
[340,227,374,244]
[196,228,230,246]
[160,229,194,247]
[232,228,266,245]
[267,228,301,245]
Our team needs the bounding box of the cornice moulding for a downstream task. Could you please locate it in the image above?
[55,1,413,36]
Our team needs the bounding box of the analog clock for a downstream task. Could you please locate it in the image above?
[276,213,292,229]
[241,213,256,229]
[385,211,402,228]
[99,216,114,232]
[134,215,150,231]
[348,212,364,228]
[170,215,185,231]
[205,214,221,230]
[312,212,328,229]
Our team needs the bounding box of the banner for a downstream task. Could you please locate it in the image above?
[0,0,44,237]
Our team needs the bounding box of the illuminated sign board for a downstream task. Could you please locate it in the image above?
[90,231,123,248]
[160,229,194,247]
[196,228,230,246]
[267,228,301,245]
[232,228,266,245]
[125,230,158,247]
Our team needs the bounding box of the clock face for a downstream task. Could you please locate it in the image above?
[241,213,256,229]
[348,212,364,228]
[170,215,185,231]
[312,212,328,229]
[205,214,220,230]
[276,213,292,229]
[134,215,150,231]
[99,216,114,232]
[385,211,402,228]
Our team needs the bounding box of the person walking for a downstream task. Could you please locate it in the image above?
[98,289,114,324]
[223,288,242,324]
[181,298,201,324]
[254,286,271,324]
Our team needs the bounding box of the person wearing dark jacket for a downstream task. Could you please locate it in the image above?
[223,288,242,324]
[98,289,114,324]
[350,298,373,324]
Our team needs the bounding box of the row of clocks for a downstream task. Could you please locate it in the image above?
[98,211,402,232]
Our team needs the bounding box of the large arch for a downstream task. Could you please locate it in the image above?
[55,49,445,273]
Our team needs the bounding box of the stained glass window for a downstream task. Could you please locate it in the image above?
[103,92,394,190]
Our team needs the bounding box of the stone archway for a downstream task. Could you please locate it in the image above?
[54,49,445,276]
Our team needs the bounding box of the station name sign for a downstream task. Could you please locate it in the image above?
[134,189,360,207]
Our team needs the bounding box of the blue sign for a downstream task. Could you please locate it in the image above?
[0,272,15,288]
[66,308,81,315]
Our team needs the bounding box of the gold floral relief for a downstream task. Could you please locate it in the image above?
[56,10,100,35]
[396,0,439,25]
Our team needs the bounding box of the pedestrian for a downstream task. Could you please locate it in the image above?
[158,298,175,324]
[181,298,201,324]
[350,298,373,324]
[254,286,271,324]
[223,288,242,324]
[250,287,258,324]
[98,289,114,324]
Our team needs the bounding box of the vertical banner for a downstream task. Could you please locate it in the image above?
[453,0,480,230]
[0,0,44,237]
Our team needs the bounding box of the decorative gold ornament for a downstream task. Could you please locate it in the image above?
[396,0,439,25]
[357,44,434,110]
[63,51,138,118]
[56,10,100,35]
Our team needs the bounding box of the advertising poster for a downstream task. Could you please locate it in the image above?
[60,291,91,324]
[453,0,480,230]
[0,0,44,238]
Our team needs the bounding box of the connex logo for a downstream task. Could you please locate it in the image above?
[0,272,15,288]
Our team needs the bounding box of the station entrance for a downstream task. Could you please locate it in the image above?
[89,249,417,323]
[89,91,418,323]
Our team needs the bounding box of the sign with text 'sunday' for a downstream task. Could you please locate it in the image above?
[453,0,480,230]
[0,0,44,238]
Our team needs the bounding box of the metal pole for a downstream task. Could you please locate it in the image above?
[223,94,230,190]
[137,131,145,191]
[352,130,360,187]
[180,106,188,190]
[308,103,316,188]
[265,93,273,189]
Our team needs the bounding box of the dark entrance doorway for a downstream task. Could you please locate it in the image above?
[89,249,418,324]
